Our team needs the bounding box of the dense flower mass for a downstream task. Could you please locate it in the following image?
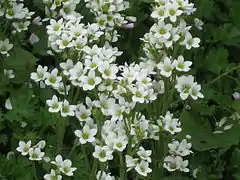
[0,0,205,179]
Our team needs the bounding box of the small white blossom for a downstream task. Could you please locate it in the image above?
[46,95,62,113]
[44,169,62,180]
[16,141,31,156]
[5,98,13,110]
[135,160,152,177]
[31,65,48,82]
[74,124,97,144]
[93,145,113,162]
[29,148,45,161]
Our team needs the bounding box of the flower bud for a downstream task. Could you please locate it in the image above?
[122,23,134,29]
[126,16,137,23]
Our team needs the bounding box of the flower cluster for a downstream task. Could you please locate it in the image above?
[213,112,240,134]
[4,69,15,79]
[125,147,152,177]
[85,0,136,31]
[43,0,80,19]
[16,140,46,161]
[0,0,35,33]
[44,155,77,179]
[16,140,76,179]
[28,0,202,178]
[164,138,192,172]
[141,0,203,101]
[0,38,13,56]
[96,170,115,180]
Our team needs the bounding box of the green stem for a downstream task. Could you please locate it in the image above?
[91,159,98,180]
[72,87,80,104]
[204,66,240,86]
[57,116,66,150]
[68,138,78,157]
[81,144,91,172]
[32,162,38,180]
[118,152,125,180]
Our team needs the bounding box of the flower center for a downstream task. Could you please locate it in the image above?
[99,151,106,158]
[88,78,95,85]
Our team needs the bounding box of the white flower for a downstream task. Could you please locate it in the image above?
[131,86,148,103]
[29,33,40,44]
[109,104,125,122]
[94,94,116,116]
[0,38,13,55]
[181,32,200,50]
[46,95,62,113]
[69,24,87,38]
[125,155,138,171]
[85,56,103,70]
[135,160,152,177]
[29,147,45,161]
[164,117,182,135]
[168,139,192,157]
[189,83,204,100]
[4,69,15,79]
[96,14,107,30]
[16,141,31,156]
[80,71,102,91]
[5,98,12,110]
[31,65,48,82]
[47,18,64,35]
[33,16,42,26]
[98,62,118,80]
[176,156,189,172]
[175,75,194,100]
[59,159,77,176]
[164,156,189,172]
[45,68,62,88]
[93,145,113,162]
[69,62,86,86]
[56,33,73,49]
[44,169,62,180]
[60,99,76,117]
[137,147,152,163]
[51,154,63,167]
[151,21,172,39]
[151,6,167,20]
[173,55,192,72]
[163,156,178,172]
[157,57,174,77]
[233,92,240,100]
[194,18,204,30]
[83,45,102,58]
[55,82,70,95]
[75,104,92,122]
[60,59,74,76]
[12,21,30,32]
[113,136,128,152]
[166,2,183,22]
[96,171,115,180]
[74,37,88,50]
[74,124,97,144]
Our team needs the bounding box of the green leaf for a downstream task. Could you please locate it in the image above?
[179,111,240,151]
[203,46,229,75]
[4,47,36,83]
[0,134,8,146]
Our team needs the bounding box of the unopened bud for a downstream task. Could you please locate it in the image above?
[126,16,137,23]
[122,23,134,29]
[233,92,240,100]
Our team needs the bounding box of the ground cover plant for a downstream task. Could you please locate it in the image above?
[0,0,240,179]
